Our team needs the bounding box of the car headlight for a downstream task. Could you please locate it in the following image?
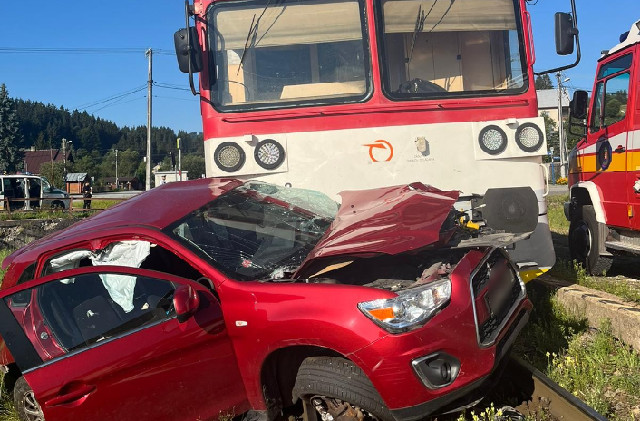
[358,279,451,333]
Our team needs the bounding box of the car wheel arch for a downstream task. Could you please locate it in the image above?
[259,345,345,420]
[2,363,21,395]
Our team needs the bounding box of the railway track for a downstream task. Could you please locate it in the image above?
[478,356,607,421]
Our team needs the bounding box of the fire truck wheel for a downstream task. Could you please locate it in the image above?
[293,357,393,421]
[13,376,45,421]
[568,205,613,276]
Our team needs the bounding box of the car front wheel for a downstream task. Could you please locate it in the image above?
[568,205,612,276]
[293,357,393,421]
[14,376,45,421]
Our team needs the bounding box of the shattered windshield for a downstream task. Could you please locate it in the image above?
[165,182,338,280]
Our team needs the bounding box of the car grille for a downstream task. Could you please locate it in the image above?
[470,248,524,347]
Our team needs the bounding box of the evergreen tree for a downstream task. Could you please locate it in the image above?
[0,84,24,173]
[535,74,554,90]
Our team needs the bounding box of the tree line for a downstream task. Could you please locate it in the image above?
[0,83,205,188]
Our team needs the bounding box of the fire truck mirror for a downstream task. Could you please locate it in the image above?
[570,90,588,120]
[555,12,576,55]
[174,27,203,74]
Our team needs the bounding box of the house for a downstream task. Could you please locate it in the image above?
[23,149,73,175]
[537,89,570,124]
[103,176,141,191]
[65,173,90,194]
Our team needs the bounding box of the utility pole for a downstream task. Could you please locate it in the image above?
[146,48,153,190]
[115,149,119,190]
[556,72,567,178]
[62,138,67,177]
[177,137,182,181]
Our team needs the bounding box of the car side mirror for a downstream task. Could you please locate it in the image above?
[173,284,200,323]
[555,12,576,55]
[570,90,588,120]
[174,27,202,74]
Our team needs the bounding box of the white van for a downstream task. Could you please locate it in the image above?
[0,174,71,211]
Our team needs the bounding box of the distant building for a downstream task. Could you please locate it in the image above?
[65,172,90,194]
[537,89,570,124]
[154,171,188,187]
[103,176,141,191]
[23,149,73,175]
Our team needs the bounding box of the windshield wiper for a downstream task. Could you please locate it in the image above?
[407,5,426,64]
[237,0,285,74]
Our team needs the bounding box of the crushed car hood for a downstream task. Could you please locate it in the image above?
[297,182,459,273]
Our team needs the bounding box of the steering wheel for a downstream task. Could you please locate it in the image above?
[396,78,447,94]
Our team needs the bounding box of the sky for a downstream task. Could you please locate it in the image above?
[0,0,638,134]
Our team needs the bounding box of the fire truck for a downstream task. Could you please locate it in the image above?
[173,0,580,281]
[566,19,640,275]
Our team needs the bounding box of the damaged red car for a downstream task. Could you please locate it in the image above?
[0,178,531,421]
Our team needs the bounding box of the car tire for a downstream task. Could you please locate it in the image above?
[568,205,613,276]
[13,376,45,421]
[292,357,393,421]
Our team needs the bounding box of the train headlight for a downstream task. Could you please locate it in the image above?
[255,139,285,170]
[515,123,544,152]
[478,126,507,155]
[214,142,245,172]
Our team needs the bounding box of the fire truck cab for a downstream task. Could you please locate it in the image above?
[566,19,640,275]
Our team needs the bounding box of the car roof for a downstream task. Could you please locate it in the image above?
[1,178,243,277]
[1,175,41,179]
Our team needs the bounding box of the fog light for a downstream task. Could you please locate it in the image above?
[214,142,245,172]
[255,139,285,170]
[479,125,507,155]
[412,353,460,389]
[515,123,543,152]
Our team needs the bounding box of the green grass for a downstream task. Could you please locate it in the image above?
[547,194,569,235]
[546,320,640,419]
[0,372,19,421]
[0,199,122,221]
[509,283,640,420]
[0,210,71,221]
[546,194,640,305]
[0,249,13,285]
[70,199,121,210]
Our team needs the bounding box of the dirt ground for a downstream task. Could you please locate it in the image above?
[0,219,79,251]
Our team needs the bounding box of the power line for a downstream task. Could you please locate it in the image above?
[92,95,147,112]
[153,82,192,92]
[153,95,198,102]
[0,47,174,55]
[75,85,148,110]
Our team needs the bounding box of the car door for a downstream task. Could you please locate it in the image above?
[0,266,249,421]
[586,53,632,229]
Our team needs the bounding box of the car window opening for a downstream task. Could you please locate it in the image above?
[41,240,205,308]
[6,273,176,361]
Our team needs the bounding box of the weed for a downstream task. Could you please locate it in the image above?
[0,249,13,285]
[0,372,19,421]
[546,194,569,235]
[546,320,640,419]
[514,283,589,369]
